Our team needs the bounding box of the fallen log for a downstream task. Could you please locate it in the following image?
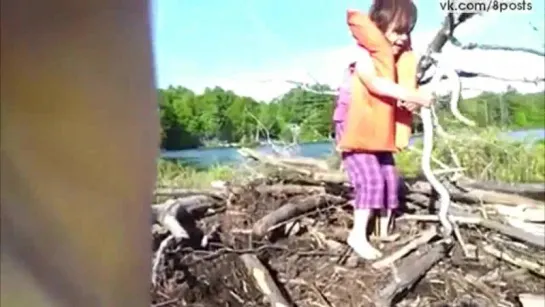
[238,147,347,183]
[151,195,216,221]
[151,195,216,241]
[457,177,545,200]
[492,204,545,222]
[252,194,345,238]
[273,156,330,171]
[238,147,329,171]
[410,181,545,208]
[239,150,545,204]
[375,242,453,307]
[480,219,545,249]
[239,254,293,307]
[399,214,545,248]
[154,187,226,199]
[254,184,326,195]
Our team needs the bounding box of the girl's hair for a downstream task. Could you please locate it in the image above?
[369,0,417,34]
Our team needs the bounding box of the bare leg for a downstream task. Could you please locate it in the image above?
[347,209,383,260]
[378,154,400,241]
[379,209,393,238]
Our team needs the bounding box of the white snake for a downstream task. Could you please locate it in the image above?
[419,52,476,236]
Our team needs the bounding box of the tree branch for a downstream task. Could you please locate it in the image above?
[451,38,545,57]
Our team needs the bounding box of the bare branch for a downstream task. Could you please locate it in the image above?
[417,12,476,81]
[454,42,545,57]
[457,70,545,84]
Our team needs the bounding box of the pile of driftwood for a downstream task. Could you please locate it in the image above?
[151,148,545,307]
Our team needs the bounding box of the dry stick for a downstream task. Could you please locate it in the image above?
[151,234,175,285]
[252,194,344,238]
[481,244,545,277]
[239,254,293,307]
[452,222,471,258]
[372,227,438,269]
[375,242,453,307]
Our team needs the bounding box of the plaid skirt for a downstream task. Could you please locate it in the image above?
[335,121,399,210]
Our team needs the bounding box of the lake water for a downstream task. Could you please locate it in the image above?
[162,128,545,168]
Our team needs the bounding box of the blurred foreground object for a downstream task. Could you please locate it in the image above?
[1,1,159,306]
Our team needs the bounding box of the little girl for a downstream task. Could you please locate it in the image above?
[334,0,433,260]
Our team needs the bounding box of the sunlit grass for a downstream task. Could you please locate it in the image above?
[156,159,236,188]
[395,127,545,182]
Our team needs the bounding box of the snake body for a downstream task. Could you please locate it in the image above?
[419,52,476,236]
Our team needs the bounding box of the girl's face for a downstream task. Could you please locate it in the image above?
[384,24,409,55]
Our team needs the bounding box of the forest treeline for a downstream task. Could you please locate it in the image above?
[159,84,545,150]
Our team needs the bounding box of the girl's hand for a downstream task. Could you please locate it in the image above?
[399,101,420,112]
[335,145,343,153]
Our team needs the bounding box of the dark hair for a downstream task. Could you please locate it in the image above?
[369,0,417,34]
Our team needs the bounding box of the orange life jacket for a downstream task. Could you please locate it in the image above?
[338,10,417,152]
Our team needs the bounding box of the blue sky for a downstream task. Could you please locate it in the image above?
[151,0,544,97]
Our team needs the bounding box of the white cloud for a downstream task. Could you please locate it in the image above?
[190,14,544,101]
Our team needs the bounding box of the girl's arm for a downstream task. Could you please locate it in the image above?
[354,49,432,107]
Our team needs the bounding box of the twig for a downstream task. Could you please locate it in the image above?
[372,227,438,269]
[151,234,175,285]
[452,222,471,258]
[151,298,178,307]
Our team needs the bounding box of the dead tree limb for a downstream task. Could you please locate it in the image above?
[239,254,293,307]
[375,242,453,307]
[252,194,345,238]
[238,147,347,183]
[416,12,475,81]
[453,40,545,57]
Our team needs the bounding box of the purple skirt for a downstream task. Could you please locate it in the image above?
[335,121,399,210]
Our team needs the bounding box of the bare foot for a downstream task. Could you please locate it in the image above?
[347,233,383,260]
